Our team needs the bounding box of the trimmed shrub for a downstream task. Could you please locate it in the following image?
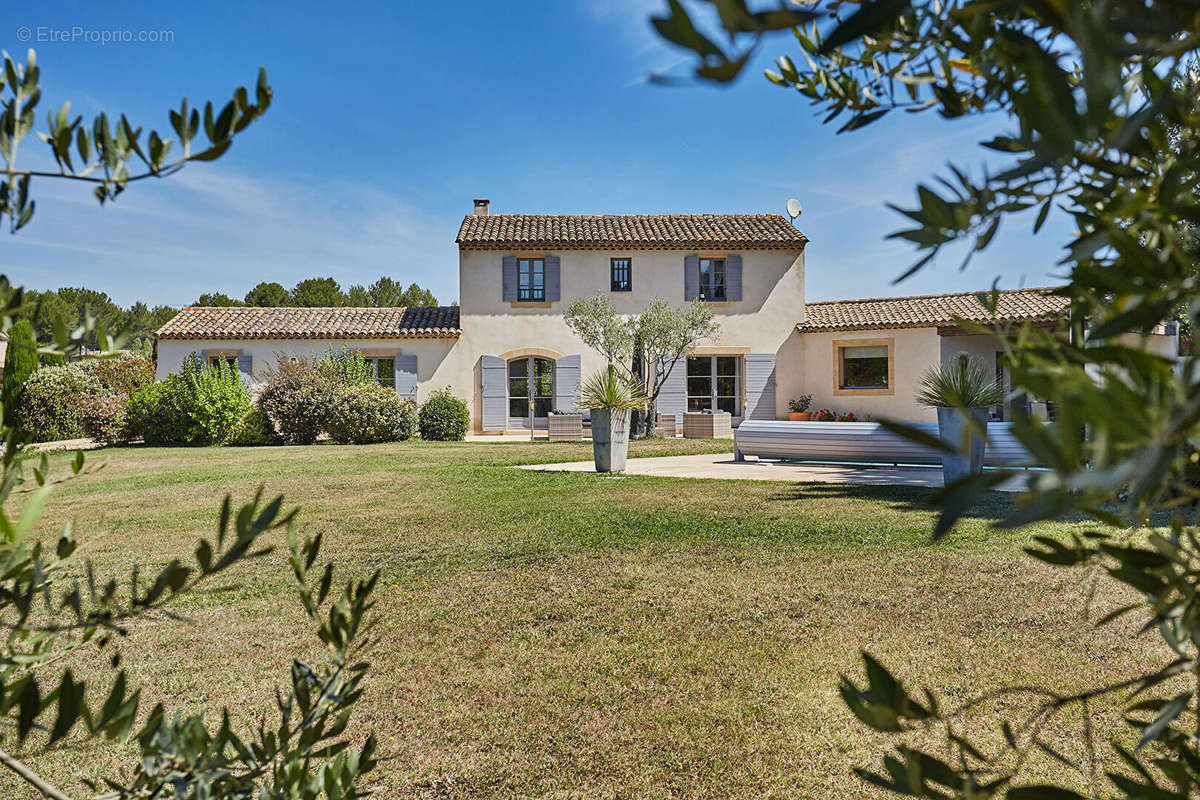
[257,360,335,445]
[2,319,38,417]
[38,351,65,367]
[418,388,470,441]
[326,384,415,444]
[128,377,194,444]
[90,357,155,397]
[79,394,131,445]
[224,406,280,446]
[17,365,104,441]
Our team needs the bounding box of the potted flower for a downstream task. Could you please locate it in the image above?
[917,357,1003,482]
[580,365,647,473]
[787,394,813,421]
[837,411,857,422]
[813,408,836,422]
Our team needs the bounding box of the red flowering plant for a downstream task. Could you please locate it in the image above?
[837,412,857,422]
[813,408,836,421]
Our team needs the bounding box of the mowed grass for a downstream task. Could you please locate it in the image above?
[4,439,1166,799]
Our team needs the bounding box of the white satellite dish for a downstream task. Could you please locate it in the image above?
[786,198,803,222]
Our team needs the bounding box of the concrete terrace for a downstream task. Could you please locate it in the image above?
[518,452,1034,491]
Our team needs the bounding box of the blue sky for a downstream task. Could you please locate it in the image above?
[2,0,1072,307]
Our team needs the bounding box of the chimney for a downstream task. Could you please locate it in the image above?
[473,198,490,216]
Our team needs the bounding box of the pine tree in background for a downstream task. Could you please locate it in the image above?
[244,281,292,306]
[2,318,37,418]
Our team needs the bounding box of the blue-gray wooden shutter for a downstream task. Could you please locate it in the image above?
[656,356,686,418]
[481,355,507,431]
[502,255,518,302]
[744,353,777,420]
[236,353,253,385]
[683,255,699,301]
[553,354,580,412]
[394,354,418,404]
[545,254,561,302]
[726,254,742,301]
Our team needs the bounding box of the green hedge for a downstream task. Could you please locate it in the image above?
[326,384,416,444]
[17,365,105,442]
[418,388,470,441]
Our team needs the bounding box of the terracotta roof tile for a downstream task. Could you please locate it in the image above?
[797,287,1069,333]
[156,306,461,340]
[456,213,809,250]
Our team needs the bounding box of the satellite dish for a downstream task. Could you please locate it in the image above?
[786,198,803,221]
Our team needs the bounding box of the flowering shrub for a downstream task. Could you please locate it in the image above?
[837,412,857,422]
[257,360,336,445]
[79,394,131,445]
[326,384,415,444]
[418,388,470,441]
[90,357,156,397]
[17,365,105,441]
[812,408,836,422]
[224,406,281,447]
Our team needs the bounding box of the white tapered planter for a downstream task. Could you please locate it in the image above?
[590,408,631,473]
[937,407,989,483]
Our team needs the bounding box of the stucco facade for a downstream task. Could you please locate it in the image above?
[455,247,805,430]
[156,336,459,394]
[778,327,944,423]
[155,208,1178,433]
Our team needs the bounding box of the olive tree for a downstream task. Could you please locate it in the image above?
[654,1,1200,797]
[0,49,379,799]
[564,294,718,436]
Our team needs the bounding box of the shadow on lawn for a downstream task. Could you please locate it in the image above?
[766,482,1021,524]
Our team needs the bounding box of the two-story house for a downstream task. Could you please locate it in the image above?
[453,200,808,431]
[155,199,1180,432]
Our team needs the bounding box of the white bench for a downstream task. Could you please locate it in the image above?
[733,420,1036,467]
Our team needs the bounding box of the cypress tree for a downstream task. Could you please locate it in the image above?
[2,319,38,419]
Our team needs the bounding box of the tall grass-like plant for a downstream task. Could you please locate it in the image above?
[186,357,251,444]
[582,366,646,473]
[315,347,375,387]
[579,365,648,411]
[916,357,1003,410]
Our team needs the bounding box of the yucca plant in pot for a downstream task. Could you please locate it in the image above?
[916,357,1003,482]
[580,365,647,473]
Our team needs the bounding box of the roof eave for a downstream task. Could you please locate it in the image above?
[157,330,462,341]
[794,316,1064,335]
[456,239,809,250]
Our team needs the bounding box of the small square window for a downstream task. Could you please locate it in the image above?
[365,357,396,390]
[207,354,238,370]
[611,258,632,292]
[840,345,889,389]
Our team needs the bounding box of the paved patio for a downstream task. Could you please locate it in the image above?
[519,452,1033,491]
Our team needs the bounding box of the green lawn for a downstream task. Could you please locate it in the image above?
[6,439,1160,799]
